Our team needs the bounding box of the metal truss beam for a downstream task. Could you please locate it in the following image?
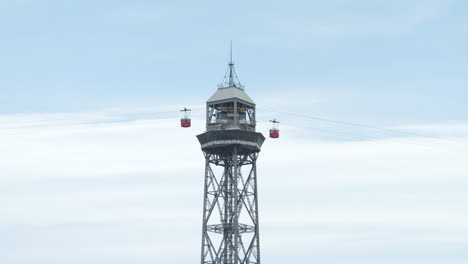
[200,147,261,264]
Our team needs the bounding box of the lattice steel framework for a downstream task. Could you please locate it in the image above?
[200,146,261,264]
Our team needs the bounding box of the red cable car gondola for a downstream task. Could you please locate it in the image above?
[180,107,191,128]
[269,119,280,138]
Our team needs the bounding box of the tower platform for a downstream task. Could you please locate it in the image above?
[197,130,265,155]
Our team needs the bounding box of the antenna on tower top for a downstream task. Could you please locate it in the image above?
[228,40,235,87]
[219,41,244,90]
[230,40,233,65]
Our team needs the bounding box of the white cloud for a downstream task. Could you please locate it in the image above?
[391,123,468,138]
[1,110,467,263]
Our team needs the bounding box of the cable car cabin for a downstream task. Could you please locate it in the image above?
[180,107,192,128]
[181,118,191,128]
[269,128,279,138]
[269,119,280,138]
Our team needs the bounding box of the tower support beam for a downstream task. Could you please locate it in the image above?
[199,144,262,264]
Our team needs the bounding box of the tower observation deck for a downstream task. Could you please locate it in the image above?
[197,53,265,264]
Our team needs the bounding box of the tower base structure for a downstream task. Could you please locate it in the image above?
[197,130,265,264]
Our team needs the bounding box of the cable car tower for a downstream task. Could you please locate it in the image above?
[197,48,265,264]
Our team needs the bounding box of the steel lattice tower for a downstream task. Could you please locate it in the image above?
[197,55,265,264]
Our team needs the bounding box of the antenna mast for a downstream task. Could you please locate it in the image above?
[228,40,235,87]
[219,41,244,89]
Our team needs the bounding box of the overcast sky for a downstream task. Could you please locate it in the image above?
[1,0,468,264]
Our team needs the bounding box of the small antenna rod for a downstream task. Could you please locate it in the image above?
[228,40,234,87]
[230,40,233,65]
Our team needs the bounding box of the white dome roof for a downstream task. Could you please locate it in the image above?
[207,86,255,105]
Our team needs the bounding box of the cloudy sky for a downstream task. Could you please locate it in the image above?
[1,0,468,263]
